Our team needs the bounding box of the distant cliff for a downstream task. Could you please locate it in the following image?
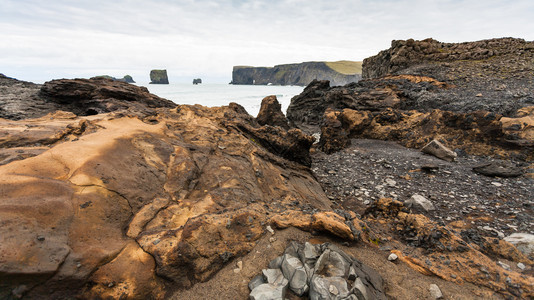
[231,61,362,86]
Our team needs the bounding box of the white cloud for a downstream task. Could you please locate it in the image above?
[1,0,533,82]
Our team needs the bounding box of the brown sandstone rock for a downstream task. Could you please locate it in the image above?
[0,103,330,299]
[318,107,534,161]
[256,95,290,130]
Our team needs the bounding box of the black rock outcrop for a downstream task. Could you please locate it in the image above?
[150,69,169,84]
[90,75,135,83]
[193,78,202,84]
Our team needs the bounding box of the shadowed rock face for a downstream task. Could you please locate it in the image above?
[0,76,176,120]
[256,95,290,130]
[40,78,176,116]
[150,69,169,84]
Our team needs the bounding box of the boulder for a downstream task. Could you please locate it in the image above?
[193,78,202,85]
[473,161,525,178]
[249,283,287,300]
[256,95,290,130]
[309,275,350,300]
[504,233,534,258]
[421,139,457,162]
[281,254,309,296]
[249,242,386,300]
[150,69,169,84]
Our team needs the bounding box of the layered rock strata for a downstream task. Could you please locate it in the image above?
[0,74,532,299]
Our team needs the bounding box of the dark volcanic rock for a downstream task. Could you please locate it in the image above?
[0,74,62,120]
[193,78,202,84]
[150,69,169,84]
[362,38,534,116]
[256,95,290,130]
[40,78,176,116]
[90,75,135,83]
[287,75,448,130]
[473,161,526,178]
[286,79,332,129]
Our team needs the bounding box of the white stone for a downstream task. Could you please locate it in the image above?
[249,283,287,300]
[517,262,526,270]
[266,225,275,235]
[281,254,308,296]
[388,253,398,261]
[429,284,443,299]
[385,178,397,187]
[328,284,339,295]
[497,261,510,270]
[504,233,534,257]
[405,194,436,211]
[491,182,503,187]
[421,139,457,162]
[352,277,369,300]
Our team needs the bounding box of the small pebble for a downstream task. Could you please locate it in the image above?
[491,182,502,187]
[266,225,275,235]
[497,261,510,270]
[517,262,526,270]
[388,253,398,261]
[328,284,339,295]
[429,284,443,299]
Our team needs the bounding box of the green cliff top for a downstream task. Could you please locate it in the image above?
[325,60,363,75]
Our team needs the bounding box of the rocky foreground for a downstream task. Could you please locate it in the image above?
[1,37,534,300]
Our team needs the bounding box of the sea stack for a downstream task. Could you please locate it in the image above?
[150,69,169,84]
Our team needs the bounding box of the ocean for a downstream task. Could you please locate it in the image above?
[141,83,304,117]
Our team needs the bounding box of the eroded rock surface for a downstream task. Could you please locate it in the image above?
[0,98,331,298]
[256,95,290,130]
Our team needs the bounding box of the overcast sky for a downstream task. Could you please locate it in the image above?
[1,0,533,83]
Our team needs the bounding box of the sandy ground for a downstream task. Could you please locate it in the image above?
[171,226,502,299]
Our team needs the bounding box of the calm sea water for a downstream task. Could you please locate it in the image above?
[141,83,304,117]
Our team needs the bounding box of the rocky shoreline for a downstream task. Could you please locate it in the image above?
[0,37,533,299]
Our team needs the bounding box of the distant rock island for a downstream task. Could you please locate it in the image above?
[193,78,202,84]
[150,69,169,84]
[90,75,135,83]
[230,60,362,86]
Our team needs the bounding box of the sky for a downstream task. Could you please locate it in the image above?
[1,0,533,83]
